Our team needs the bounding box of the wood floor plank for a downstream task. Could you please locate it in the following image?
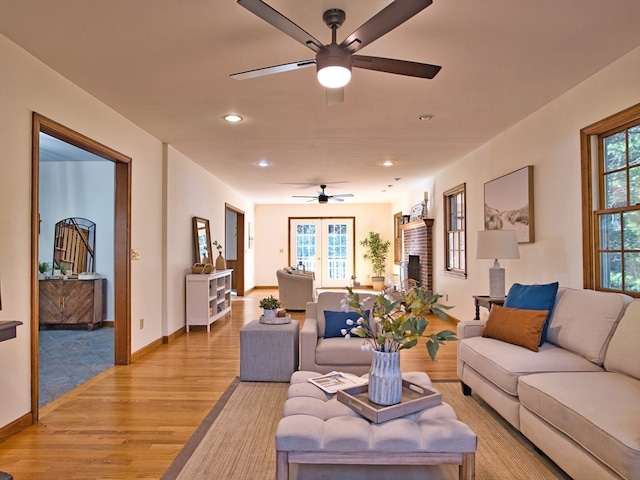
[0,288,458,479]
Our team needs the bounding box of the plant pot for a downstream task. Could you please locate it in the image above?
[215,252,226,270]
[372,276,386,291]
[263,308,277,320]
[368,350,402,406]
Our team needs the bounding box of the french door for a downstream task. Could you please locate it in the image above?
[289,218,355,288]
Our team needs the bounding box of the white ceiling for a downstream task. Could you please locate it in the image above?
[2,0,639,204]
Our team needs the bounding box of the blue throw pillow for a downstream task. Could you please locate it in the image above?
[323,310,368,339]
[504,282,559,346]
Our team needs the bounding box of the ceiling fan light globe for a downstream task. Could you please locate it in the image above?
[317,66,351,88]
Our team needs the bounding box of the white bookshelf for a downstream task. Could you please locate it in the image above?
[185,269,233,332]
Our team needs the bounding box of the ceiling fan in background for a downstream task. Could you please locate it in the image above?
[232,0,441,105]
[293,185,354,204]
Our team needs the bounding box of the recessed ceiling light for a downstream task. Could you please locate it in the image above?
[382,161,394,167]
[419,114,434,121]
[256,160,271,167]
[224,114,243,123]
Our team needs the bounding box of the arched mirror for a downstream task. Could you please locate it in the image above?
[53,217,96,274]
[193,217,213,265]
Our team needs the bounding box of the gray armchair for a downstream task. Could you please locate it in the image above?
[276,269,316,311]
[299,291,375,375]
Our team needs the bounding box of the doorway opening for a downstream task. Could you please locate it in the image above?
[225,204,245,296]
[31,113,132,420]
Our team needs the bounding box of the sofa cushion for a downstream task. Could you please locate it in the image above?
[546,287,632,365]
[503,282,558,345]
[315,337,373,367]
[458,337,603,396]
[482,305,548,352]
[323,310,368,339]
[518,372,640,480]
[604,299,640,379]
[315,292,373,338]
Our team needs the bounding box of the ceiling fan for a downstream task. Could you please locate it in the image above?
[293,185,354,204]
[232,0,441,105]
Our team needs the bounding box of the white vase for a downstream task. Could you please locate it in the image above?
[368,350,402,406]
[263,308,277,320]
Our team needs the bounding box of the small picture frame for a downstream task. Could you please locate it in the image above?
[409,203,424,221]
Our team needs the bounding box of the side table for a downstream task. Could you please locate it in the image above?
[240,319,299,382]
[473,295,505,320]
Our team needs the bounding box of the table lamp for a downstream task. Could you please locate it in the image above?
[475,230,520,299]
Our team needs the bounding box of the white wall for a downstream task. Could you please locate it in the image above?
[164,145,254,337]
[0,34,253,429]
[393,46,640,322]
[254,203,393,287]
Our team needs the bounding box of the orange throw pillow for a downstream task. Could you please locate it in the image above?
[482,304,549,352]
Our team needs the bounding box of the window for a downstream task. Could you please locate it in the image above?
[444,183,467,277]
[581,104,640,297]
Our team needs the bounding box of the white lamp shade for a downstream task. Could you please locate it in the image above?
[317,65,351,88]
[475,230,520,260]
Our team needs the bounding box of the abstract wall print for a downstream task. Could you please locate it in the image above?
[484,166,534,243]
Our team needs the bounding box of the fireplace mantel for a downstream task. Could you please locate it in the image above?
[400,218,434,231]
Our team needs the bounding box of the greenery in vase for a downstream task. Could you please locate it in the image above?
[212,240,223,252]
[38,262,50,274]
[340,286,456,360]
[360,231,390,277]
[259,295,281,310]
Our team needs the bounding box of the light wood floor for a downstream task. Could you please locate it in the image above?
[0,288,459,479]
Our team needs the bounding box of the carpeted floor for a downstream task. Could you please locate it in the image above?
[39,327,114,407]
[163,378,571,480]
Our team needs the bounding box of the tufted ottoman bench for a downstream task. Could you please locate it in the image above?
[275,371,477,480]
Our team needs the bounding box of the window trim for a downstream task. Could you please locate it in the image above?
[580,103,640,296]
[443,183,467,278]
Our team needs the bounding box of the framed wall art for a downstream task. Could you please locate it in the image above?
[484,165,534,243]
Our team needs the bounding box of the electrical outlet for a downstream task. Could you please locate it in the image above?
[139,318,144,329]
[131,249,141,260]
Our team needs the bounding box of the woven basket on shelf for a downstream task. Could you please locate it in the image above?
[191,263,214,274]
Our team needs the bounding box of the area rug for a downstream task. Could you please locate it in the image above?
[162,378,570,480]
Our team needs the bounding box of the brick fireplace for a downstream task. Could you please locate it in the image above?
[400,219,434,292]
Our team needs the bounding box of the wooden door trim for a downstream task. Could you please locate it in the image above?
[225,204,245,296]
[31,113,132,421]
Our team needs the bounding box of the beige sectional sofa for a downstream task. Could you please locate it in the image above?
[457,287,639,480]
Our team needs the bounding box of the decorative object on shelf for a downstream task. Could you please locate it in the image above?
[341,286,455,405]
[191,263,214,274]
[192,217,213,266]
[484,165,535,243]
[213,240,226,270]
[39,261,50,279]
[360,231,390,291]
[259,295,281,321]
[409,203,424,221]
[475,229,520,299]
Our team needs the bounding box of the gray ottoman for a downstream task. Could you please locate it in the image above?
[276,371,477,480]
[240,320,299,382]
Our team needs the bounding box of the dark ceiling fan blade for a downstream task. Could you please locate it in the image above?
[237,0,324,53]
[352,55,441,79]
[231,60,315,80]
[340,0,432,54]
[326,87,344,106]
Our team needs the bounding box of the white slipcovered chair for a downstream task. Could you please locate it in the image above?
[276,268,316,311]
[299,291,375,375]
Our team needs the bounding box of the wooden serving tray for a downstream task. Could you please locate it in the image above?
[337,379,442,423]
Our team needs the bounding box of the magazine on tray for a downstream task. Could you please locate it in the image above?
[308,371,369,394]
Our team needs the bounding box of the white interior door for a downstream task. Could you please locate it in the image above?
[290,218,354,288]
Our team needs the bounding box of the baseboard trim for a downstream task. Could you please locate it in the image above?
[0,412,32,444]
[131,337,163,362]
[163,326,185,344]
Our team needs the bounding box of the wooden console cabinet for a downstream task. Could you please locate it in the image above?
[39,278,106,331]
[186,269,232,332]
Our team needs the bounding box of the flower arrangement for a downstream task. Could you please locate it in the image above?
[212,240,223,252]
[340,286,456,360]
[259,295,281,310]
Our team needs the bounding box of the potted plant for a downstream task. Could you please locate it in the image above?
[212,240,226,270]
[38,261,50,279]
[259,295,281,320]
[341,286,455,405]
[360,231,391,291]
